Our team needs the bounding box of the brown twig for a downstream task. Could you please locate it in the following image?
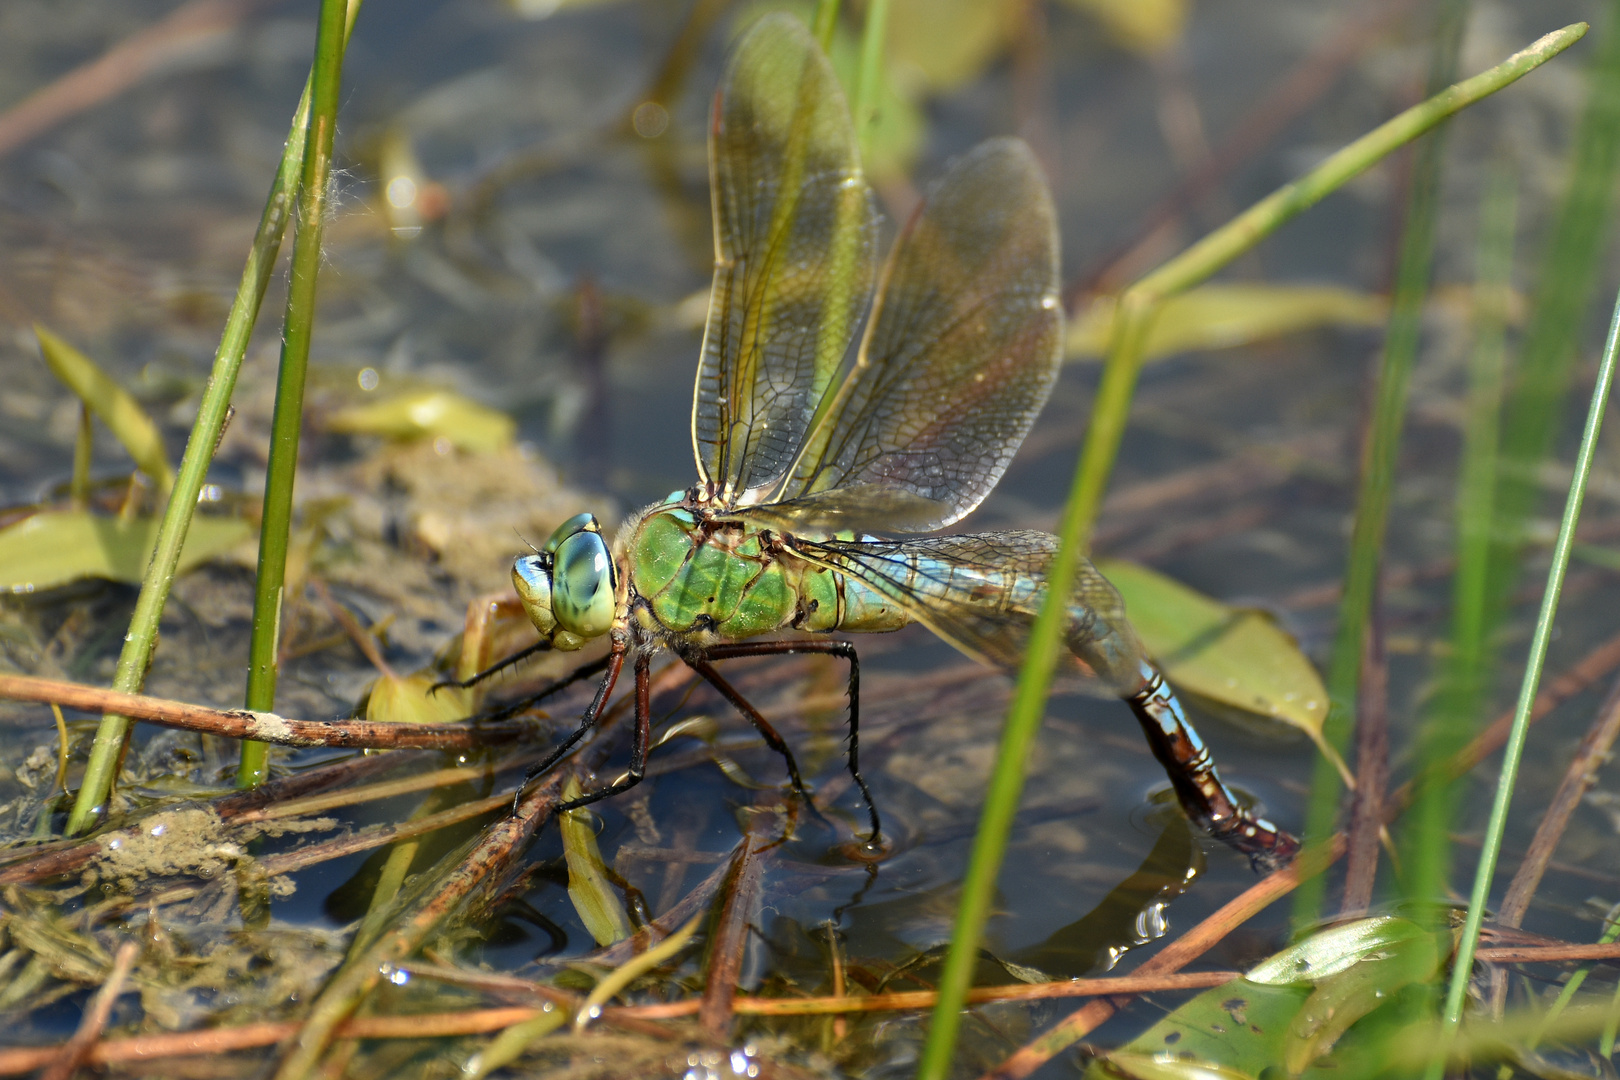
[0,674,540,751]
[258,793,509,877]
[0,972,1250,1076]
[270,769,568,1079]
[0,0,267,161]
[982,835,1347,1080]
[1488,671,1620,1013]
[1475,942,1620,963]
[39,940,138,1080]
[1341,605,1390,917]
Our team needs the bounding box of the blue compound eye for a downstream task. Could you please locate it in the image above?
[550,529,616,637]
[542,512,599,556]
[512,554,556,635]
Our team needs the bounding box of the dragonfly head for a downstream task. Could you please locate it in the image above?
[512,513,617,650]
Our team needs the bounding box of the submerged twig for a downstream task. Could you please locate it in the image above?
[1488,670,1620,1013]
[699,805,779,1040]
[39,940,137,1080]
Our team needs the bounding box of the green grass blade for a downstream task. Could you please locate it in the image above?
[1401,163,1516,905]
[237,0,353,788]
[63,0,363,834]
[915,24,1586,1080]
[813,0,839,51]
[35,325,174,497]
[854,0,889,160]
[1298,0,1472,926]
[1426,281,1620,1080]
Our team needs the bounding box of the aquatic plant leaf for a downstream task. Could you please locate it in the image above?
[1060,0,1189,54]
[325,389,516,453]
[35,324,174,494]
[1247,916,1426,986]
[1097,559,1327,739]
[1082,978,1309,1080]
[1068,285,1386,364]
[465,1005,567,1080]
[364,670,473,725]
[559,777,632,946]
[0,510,250,593]
[1279,922,1444,1074]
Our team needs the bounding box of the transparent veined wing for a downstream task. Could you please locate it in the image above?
[755,138,1061,534]
[787,531,1146,694]
[693,13,878,506]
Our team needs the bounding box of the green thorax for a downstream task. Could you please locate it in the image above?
[623,502,906,642]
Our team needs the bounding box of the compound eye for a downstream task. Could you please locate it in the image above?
[542,512,599,556]
[551,529,615,637]
[512,554,556,633]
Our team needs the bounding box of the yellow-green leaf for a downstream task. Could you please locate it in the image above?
[325,389,516,453]
[1097,558,1327,740]
[888,0,1022,93]
[559,776,632,946]
[35,325,174,495]
[1067,284,1387,363]
[0,510,250,593]
[1059,0,1190,54]
[364,669,473,725]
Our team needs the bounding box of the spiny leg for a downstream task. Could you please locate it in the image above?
[1123,661,1299,872]
[556,651,653,812]
[477,653,614,724]
[704,640,880,844]
[430,639,552,695]
[511,642,625,814]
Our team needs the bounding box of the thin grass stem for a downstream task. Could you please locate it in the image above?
[238,0,354,787]
[812,0,839,51]
[1427,281,1620,1079]
[915,24,1585,1080]
[853,0,888,160]
[63,0,363,833]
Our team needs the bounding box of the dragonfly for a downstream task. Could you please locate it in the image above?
[473,13,1297,872]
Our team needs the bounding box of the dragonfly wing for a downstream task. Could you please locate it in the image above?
[788,531,1145,694]
[693,14,878,505]
[765,138,1062,533]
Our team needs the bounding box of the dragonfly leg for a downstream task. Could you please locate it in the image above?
[477,653,614,724]
[429,639,552,695]
[686,656,817,809]
[704,640,880,844]
[510,642,626,815]
[1124,662,1299,873]
[556,651,653,812]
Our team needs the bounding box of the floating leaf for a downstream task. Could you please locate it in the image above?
[325,389,516,453]
[1067,285,1386,363]
[364,669,473,725]
[1060,0,1190,54]
[35,324,174,495]
[0,510,250,593]
[1097,559,1327,740]
[1083,978,1309,1079]
[1247,916,1426,986]
[559,776,632,946]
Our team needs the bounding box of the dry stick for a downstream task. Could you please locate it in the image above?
[0,675,539,751]
[1473,943,1620,963]
[258,793,510,877]
[1487,670,1620,1013]
[1341,606,1390,917]
[269,770,566,1080]
[982,835,1347,1080]
[699,808,776,1040]
[0,973,1249,1077]
[0,0,264,160]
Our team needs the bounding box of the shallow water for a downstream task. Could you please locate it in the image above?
[1,0,1618,1075]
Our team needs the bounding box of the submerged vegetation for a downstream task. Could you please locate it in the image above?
[0,0,1619,1077]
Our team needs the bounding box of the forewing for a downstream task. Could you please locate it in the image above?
[765,138,1061,533]
[692,14,878,505]
[789,531,1144,694]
